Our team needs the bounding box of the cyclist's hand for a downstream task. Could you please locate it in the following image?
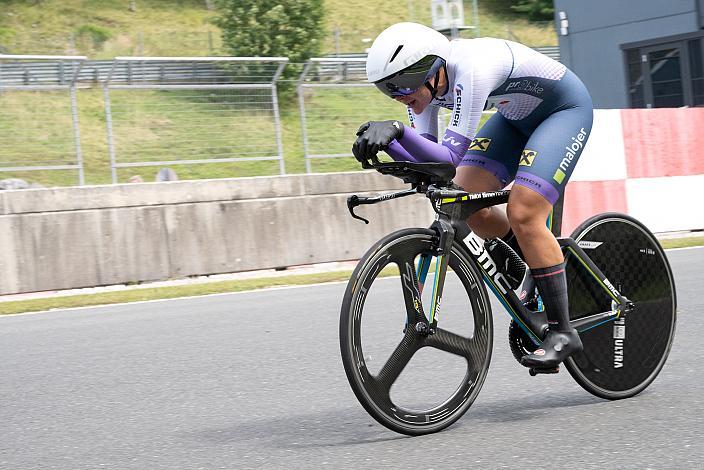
[352,120,405,167]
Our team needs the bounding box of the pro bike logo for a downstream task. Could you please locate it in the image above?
[451,84,463,127]
[613,316,626,369]
[553,127,588,184]
[519,150,537,167]
[463,232,512,294]
[468,138,491,152]
[505,79,544,94]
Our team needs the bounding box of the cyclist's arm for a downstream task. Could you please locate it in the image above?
[386,140,421,163]
[390,125,463,165]
[386,106,437,162]
[388,70,496,166]
[385,105,465,165]
[442,70,494,160]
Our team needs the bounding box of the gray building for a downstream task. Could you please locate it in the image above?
[554,0,704,108]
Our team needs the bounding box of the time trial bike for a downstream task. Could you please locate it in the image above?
[339,161,676,436]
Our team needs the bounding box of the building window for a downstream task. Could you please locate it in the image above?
[626,49,645,108]
[648,47,684,108]
[624,35,704,108]
[690,39,704,105]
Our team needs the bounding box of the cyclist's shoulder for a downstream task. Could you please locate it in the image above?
[447,38,514,81]
[448,37,510,62]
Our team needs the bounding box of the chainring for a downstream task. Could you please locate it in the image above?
[508,320,539,364]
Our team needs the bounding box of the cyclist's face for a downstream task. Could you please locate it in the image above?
[393,68,447,115]
[394,86,432,114]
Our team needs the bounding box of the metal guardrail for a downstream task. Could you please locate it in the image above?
[0,47,560,88]
[1,57,294,86]
[534,46,560,62]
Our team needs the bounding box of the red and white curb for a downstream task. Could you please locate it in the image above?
[562,108,704,235]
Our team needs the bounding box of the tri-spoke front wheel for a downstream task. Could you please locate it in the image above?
[340,228,493,435]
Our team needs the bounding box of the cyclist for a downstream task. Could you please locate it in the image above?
[352,22,593,369]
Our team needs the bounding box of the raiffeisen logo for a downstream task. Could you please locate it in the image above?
[451,84,463,127]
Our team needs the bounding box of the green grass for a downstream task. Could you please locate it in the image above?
[659,236,704,250]
[0,271,352,315]
[2,237,702,315]
[0,0,221,58]
[0,266,402,315]
[1,0,556,57]
[0,1,555,185]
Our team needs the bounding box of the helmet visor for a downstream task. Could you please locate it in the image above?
[373,55,444,98]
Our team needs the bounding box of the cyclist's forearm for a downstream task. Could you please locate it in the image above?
[396,125,464,165]
[386,140,421,162]
[386,131,439,162]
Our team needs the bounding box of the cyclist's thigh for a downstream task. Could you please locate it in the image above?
[457,111,528,190]
[454,166,503,193]
[514,103,594,206]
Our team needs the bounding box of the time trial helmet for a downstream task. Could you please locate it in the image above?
[366,22,450,98]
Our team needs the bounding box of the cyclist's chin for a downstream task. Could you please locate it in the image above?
[409,100,430,114]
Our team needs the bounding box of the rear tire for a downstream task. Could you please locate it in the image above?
[564,213,676,399]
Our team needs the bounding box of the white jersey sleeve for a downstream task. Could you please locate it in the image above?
[408,105,439,142]
[441,39,513,155]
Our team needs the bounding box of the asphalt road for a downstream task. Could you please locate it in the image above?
[1,247,703,469]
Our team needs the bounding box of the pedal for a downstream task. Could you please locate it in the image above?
[528,366,560,376]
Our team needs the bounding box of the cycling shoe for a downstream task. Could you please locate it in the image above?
[520,329,583,369]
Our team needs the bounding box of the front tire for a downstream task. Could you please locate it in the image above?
[339,228,493,435]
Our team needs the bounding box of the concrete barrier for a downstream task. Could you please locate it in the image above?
[0,171,435,295]
[2,108,703,295]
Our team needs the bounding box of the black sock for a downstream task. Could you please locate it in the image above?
[501,228,524,260]
[532,262,571,333]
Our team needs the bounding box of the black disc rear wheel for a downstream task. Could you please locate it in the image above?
[340,228,493,435]
[564,213,676,399]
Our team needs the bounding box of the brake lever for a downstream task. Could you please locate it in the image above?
[347,195,370,224]
[347,188,418,224]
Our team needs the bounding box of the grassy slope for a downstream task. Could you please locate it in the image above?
[0,1,556,185]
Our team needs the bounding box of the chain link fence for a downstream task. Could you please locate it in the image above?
[103,57,287,183]
[0,54,87,185]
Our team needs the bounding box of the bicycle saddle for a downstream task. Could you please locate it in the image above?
[373,161,456,187]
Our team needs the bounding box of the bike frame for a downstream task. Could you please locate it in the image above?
[415,190,635,344]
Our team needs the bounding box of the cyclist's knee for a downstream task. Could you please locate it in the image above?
[507,203,532,228]
[507,188,552,237]
[468,207,493,228]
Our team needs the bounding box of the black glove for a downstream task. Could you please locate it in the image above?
[352,120,405,167]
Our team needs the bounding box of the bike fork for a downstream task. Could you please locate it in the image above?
[412,214,456,334]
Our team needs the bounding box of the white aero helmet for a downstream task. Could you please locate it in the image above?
[366,22,450,98]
